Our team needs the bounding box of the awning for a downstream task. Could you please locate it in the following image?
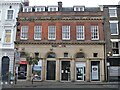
[19,61,28,64]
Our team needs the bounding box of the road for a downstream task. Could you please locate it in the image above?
[1,81,120,90]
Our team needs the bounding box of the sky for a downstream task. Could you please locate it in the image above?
[29,0,120,7]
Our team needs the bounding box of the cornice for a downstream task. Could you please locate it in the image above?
[19,16,104,22]
[15,40,105,45]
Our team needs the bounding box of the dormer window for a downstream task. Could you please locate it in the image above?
[74,6,84,11]
[23,7,32,12]
[35,7,45,12]
[48,6,58,11]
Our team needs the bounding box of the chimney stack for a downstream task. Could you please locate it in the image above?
[23,0,29,6]
[58,1,62,11]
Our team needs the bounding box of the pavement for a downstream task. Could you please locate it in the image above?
[1,81,120,89]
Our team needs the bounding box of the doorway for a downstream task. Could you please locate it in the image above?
[1,57,10,81]
[61,61,71,81]
[46,61,56,80]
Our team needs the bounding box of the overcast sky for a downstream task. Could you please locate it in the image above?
[29,0,120,7]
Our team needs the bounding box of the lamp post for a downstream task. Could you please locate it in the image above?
[107,51,111,82]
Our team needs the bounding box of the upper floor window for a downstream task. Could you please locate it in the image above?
[48,6,58,11]
[48,26,56,40]
[62,26,70,40]
[4,30,11,43]
[23,7,32,12]
[76,26,84,40]
[109,7,117,17]
[35,7,45,12]
[112,42,119,55]
[74,6,84,11]
[20,26,28,40]
[34,26,42,40]
[7,10,14,20]
[91,25,99,40]
[109,21,119,35]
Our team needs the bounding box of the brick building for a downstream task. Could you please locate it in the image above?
[15,2,105,82]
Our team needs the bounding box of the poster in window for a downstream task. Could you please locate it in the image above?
[32,60,42,81]
[4,30,11,43]
[91,65,99,80]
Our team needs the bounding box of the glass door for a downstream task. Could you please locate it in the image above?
[61,61,71,81]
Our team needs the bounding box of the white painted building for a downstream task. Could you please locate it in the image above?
[0,0,22,81]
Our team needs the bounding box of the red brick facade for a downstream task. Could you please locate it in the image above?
[16,12,104,42]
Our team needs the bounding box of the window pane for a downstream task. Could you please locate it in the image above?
[21,26,28,39]
[110,23,118,34]
[48,26,56,40]
[91,26,99,40]
[4,30,11,43]
[76,26,84,40]
[109,8,117,17]
[62,26,70,40]
[7,10,13,20]
[34,26,42,40]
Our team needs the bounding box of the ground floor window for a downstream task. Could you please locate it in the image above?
[32,60,42,81]
[76,62,86,81]
[18,64,27,79]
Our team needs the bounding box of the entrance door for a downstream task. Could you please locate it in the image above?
[76,62,86,81]
[2,57,10,81]
[46,61,56,80]
[61,61,70,81]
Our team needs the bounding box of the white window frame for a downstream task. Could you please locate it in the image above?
[34,26,42,40]
[109,21,119,35]
[48,6,58,11]
[74,6,84,11]
[76,26,85,40]
[109,7,117,17]
[48,26,56,40]
[20,26,28,40]
[62,26,70,40]
[35,7,45,12]
[91,25,99,40]
[4,29,12,43]
[6,9,14,20]
[23,7,32,12]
